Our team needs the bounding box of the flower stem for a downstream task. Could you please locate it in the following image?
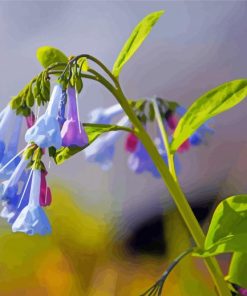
[111,83,231,296]
[152,98,177,181]
[57,56,231,296]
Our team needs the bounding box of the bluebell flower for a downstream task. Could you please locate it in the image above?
[12,169,51,235]
[88,103,123,124]
[25,84,63,149]
[0,115,23,179]
[84,116,129,170]
[128,141,164,178]
[0,156,28,201]
[0,105,21,163]
[127,136,180,178]
[1,171,32,225]
[61,87,88,147]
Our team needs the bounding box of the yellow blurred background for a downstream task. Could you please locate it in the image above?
[0,185,228,295]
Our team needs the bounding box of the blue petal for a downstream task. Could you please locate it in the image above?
[12,205,51,235]
[25,115,62,149]
[0,141,5,163]
[88,104,123,124]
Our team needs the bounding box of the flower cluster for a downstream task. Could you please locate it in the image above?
[84,99,214,178]
[0,87,214,235]
[0,83,89,235]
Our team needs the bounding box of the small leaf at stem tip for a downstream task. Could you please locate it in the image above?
[170,79,247,153]
[54,123,133,165]
[36,46,68,69]
[77,57,89,72]
[193,195,247,257]
[112,10,165,77]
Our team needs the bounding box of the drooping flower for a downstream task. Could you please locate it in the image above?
[0,156,28,202]
[84,116,129,170]
[88,103,123,124]
[0,105,23,165]
[61,87,88,147]
[0,114,23,179]
[128,140,164,178]
[25,111,35,128]
[127,134,180,178]
[39,170,52,207]
[125,132,139,153]
[12,169,51,235]
[0,105,14,162]
[25,84,63,149]
[1,171,32,225]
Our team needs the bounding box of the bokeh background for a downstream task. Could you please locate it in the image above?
[0,1,247,295]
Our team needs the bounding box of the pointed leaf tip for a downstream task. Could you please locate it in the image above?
[112,10,165,77]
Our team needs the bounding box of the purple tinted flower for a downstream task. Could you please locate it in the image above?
[88,103,123,124]
[84,116,129,170]
[128,137,180,178]
[26,112,35,128]
[25,84,62,149]
[12,169,51,235]
[128,141,163,178]
[61,87,88,147]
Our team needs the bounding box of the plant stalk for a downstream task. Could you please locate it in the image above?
[111,82,231,296]
[57,55,231,296]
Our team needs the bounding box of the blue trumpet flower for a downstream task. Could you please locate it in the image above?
[128,136,180,178]
[88,103,123,124]
[0,156,28,201]
[1,171,32,225]
[12,169,51,235]
[25,84,63,149]
[0,105,20,163]
[0,115,23,180]
[61,87,88,147]
[84,116,129,170]
[128,141,164,178]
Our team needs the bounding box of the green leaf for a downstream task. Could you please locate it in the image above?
[227,252,247,289]
[10,96,22,110]
[77,57,89,72]
[36,46,68,69]
[25,90,34,108]
[170,79,247,153]
[195,195,247,257]
[112,10,164,77]
[75,76,83,94]
[54,123,133,165]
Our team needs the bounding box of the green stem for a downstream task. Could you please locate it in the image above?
[152,98,177,181]
[56,56,231,296]
[111,83,230,296]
